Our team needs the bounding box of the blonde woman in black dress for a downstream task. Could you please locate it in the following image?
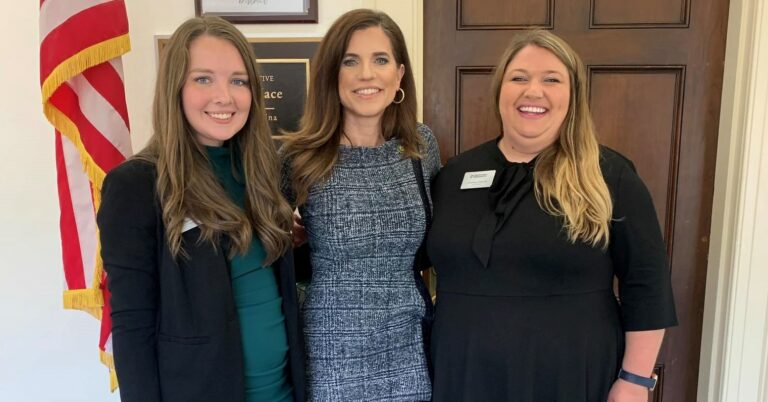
[427,30,677,402]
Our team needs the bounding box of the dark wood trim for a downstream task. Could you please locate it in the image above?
[454,66,494,155]
[653,364,665,402]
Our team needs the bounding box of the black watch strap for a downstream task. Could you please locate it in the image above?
[617,368,657,391]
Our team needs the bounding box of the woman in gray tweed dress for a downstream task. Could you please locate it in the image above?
[278,9,439,402]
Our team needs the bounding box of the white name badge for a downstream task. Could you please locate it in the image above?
[182,218,200,233]
[460,170,496,189]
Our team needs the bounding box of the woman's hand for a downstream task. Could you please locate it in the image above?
[606,379,648,402]
[291,212,307,248]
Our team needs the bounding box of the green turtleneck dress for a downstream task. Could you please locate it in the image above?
[207,146,293,402]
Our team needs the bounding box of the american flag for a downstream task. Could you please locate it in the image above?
[39,0,132,390]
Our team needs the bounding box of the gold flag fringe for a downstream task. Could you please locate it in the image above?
[100,350,119,391]
[41,34,131,105]
[63,289,103,319]
[43,103,107,190]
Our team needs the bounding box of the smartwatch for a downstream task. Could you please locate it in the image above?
[617,368,658,391]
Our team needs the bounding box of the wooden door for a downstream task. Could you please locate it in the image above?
[424,1,730,401]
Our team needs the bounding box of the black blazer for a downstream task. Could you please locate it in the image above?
[97,159,305,402]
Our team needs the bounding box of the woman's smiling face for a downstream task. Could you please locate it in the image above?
[182,35,252,147]
[337,26,404,125]
[498,44,571,154]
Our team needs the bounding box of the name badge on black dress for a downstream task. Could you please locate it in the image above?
[460,170,496,189]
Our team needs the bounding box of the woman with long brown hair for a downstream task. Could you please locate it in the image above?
[97,16,304,402]
[427,30,677,401]
[279,9,439,402]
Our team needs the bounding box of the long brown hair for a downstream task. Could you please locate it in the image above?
[136,16,292,263]
[278,9,420,206]
[491,30,612,248]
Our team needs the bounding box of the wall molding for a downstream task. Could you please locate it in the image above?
[701,0,768,400]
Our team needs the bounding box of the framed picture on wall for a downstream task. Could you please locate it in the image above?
[157,37,320,133]
[194,0,318,24]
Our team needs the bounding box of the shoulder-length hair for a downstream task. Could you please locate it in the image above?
[278,8,420,206]
[136,16,292,263]
[490,30,613,248]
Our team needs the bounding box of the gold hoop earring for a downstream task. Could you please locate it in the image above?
[392,88,405,104]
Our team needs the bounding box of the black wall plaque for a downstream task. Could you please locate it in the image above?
[250,39,319,134]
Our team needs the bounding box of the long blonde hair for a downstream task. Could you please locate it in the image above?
[278,9,421,206]
[136,16,292,263]
[491,30,612,248]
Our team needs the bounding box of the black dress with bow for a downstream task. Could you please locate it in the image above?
[426,139,677,402]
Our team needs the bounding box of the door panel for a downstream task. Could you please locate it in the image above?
[592,0,688,26]
[590,67,684,236]
[459,0,552,28]
[424,0,729,400]
[457,68,498,153]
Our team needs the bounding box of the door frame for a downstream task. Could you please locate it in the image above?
[700,0,768,400]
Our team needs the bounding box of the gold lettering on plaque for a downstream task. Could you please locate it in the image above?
[263,91,284,99]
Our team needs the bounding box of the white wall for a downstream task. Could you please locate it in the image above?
[0,1,420,401]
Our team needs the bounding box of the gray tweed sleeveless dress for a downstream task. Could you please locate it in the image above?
[282,125,440,401]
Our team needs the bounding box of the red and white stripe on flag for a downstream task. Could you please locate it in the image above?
[40,0,131,391]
